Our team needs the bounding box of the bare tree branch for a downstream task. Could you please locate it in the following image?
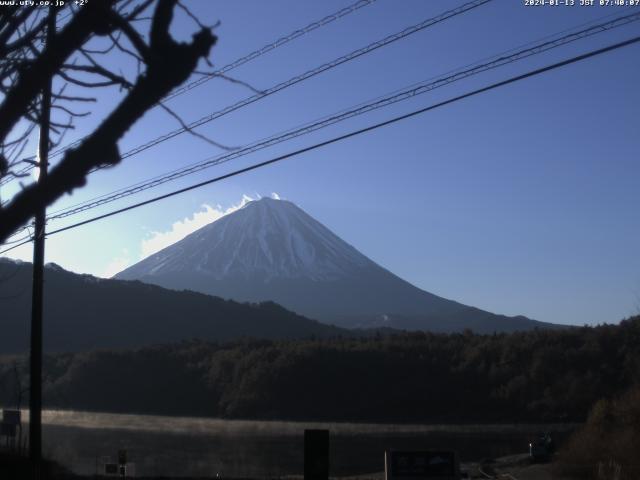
[158,101,237,151]
[0,0,217,242]
[108,10,151,62]
[0,2,118,143]
[60,63,133,88]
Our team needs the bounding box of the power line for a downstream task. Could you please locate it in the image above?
[0,236,34,255]
[1,33,635,255]
[164,0,378,101]
[50,0,378,157]
[44,10,640,222]
[6,0,492,183]
[47,8,640,217]
[0,232,32,246]
[107,0,492,163]
[0,0,379,186]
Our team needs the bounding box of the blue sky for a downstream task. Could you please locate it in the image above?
[2,0,639,326]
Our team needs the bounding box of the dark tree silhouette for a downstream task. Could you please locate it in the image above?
[0,0,217,243]
[2,315,638,423]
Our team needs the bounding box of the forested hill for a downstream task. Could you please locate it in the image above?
[1,317,638,423]
[0,259,346,353]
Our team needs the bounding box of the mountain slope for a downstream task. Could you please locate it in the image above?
[0,259,346,354]
[116,198,556,332]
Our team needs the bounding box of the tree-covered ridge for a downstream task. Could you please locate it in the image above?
[1,316,639,423]
[0,259,347,353]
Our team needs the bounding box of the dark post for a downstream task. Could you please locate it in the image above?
[304,429,329,480]
[118,449,127,477]
[29,6,55,471]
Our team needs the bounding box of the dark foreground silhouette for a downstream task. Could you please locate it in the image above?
[1,316,638,424]
[0,259,345,354]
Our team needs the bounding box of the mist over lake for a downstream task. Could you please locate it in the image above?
[35,410,576,477]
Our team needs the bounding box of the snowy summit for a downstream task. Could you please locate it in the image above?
[116,197,551,333]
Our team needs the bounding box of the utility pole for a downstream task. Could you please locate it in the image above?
[30,6,55,473]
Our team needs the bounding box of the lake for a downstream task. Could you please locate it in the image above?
[27,410,577,477]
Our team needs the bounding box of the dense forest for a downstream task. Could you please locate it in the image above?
[0,259,346,353]
[1,316,639,423]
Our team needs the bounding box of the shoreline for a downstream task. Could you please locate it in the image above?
[17,408,581,436]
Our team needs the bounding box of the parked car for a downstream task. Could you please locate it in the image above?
[529,433,554,462]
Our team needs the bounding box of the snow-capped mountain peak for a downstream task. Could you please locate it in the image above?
[115,196,545,333]
[119,197,372,282]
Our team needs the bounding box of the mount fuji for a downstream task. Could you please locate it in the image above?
[115,197,555,333]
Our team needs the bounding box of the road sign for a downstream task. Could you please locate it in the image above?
[385,450,461,480]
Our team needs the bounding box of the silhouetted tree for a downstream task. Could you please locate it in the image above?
[2,316,638,422]
[0,0,217,243]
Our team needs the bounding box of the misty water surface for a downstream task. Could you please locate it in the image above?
[28,410,576,477]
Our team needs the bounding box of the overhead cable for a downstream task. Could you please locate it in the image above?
[2,33,636,256]
[45,10,640,221]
